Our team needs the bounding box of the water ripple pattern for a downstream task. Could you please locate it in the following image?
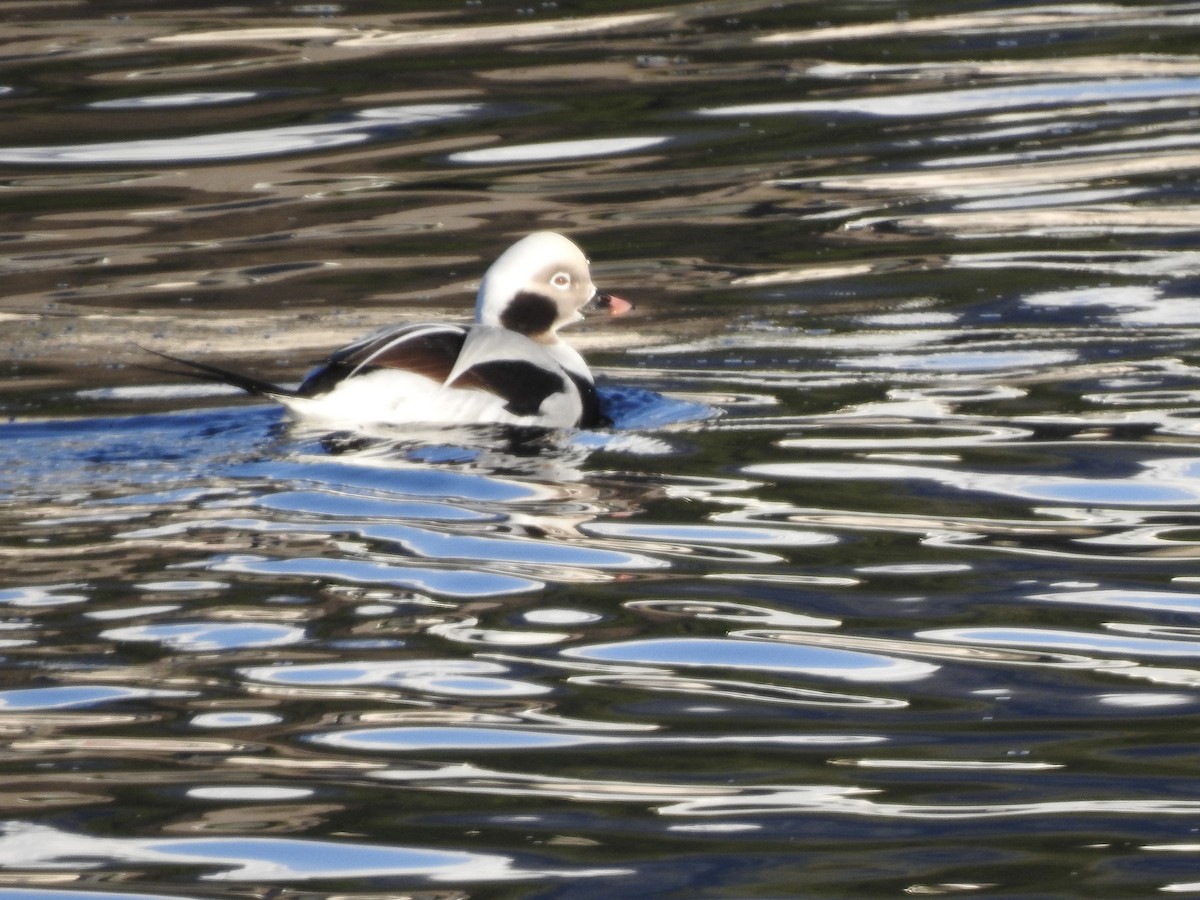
[4,1,1200,897]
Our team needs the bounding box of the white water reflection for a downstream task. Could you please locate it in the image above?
[660,791,1200,821]
[756,4,1200,44]
[955,187,1146,209]
[259,489,495,522]
[1024,284,1200,326]
[920,627,1200,658]
[187,786,313,800]
[129,515,666,571]
[746,459,1200,507]
[0,821,625,881]
[190,711,282,728]
[88,91,264,109]
[625,599,839,629]
[833,758,1061,771]
[332,12,668,48]
[930,132,1200,168]
[570,673,905,709]
[1027,589,1200,615]
[151,26,345,43]
[154,12,669,49]
[374,760,1200,823]
[87,604,180,621]
[134,579,229,593]
[240,456,562,503]
[0,103,486,164]
[807,56,1200,82]
[700,77,1200,119]
[582,522,836,547]
[78,384,242,401]
[524,608,602,625]
[862,349,1076,372]
[449,136,671,164]
[1098,693,1192,708]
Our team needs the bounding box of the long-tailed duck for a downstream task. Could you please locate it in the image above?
[155,231,633,429]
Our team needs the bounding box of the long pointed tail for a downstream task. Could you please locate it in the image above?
[138,346,299,400]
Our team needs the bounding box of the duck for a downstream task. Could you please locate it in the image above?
[153,231,633,430]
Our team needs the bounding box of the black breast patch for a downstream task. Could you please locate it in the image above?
[499,291,559,336]
[455,359,569,418]
[568,370,606,429]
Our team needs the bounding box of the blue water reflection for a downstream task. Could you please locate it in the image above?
[0,821,624,881]
[0,686,191,710]
[313,725,883,752]
[205,553,542,597]
[0,585,88,607]
[241,659,551,697]
[0,890,194,900]
[101,621,307,652]
[258,489,494,522]
[564,637,938,683]
[315,726,609,751]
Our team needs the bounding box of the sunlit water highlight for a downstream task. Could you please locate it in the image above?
[4,1,1200,897]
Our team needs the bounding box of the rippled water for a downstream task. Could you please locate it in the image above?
[4,2,1200,896]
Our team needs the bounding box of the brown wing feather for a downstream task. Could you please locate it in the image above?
[298,325,467,396]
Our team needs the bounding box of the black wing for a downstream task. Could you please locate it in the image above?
[298,324,468,396]
[453,359,570,418]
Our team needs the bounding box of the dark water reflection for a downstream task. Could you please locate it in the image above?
[5,1,1200,897]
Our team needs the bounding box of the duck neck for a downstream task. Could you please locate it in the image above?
[545,339,592,383]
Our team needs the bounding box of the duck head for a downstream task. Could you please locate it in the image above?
[475,231,631,342]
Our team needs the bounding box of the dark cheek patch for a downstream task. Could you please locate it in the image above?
[500,291,559,335]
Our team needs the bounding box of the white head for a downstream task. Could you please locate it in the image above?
[475,231,627,342]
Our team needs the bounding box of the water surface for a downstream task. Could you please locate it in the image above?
[4,1,1200,896]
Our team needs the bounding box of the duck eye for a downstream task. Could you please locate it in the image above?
[551,272,571,289]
